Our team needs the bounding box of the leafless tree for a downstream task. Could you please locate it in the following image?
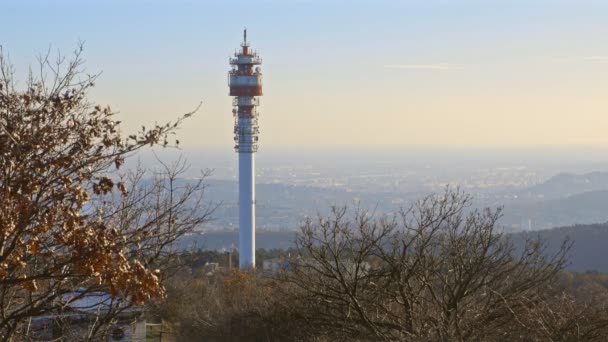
[156,189,608,341]
[0,44,209,341]
[284,189,576,341]
[512,290,608,341]
[160,269,299,342]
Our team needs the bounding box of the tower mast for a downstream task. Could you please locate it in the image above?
[228,29,263,268]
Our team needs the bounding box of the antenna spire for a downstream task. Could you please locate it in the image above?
[244,28,247,44]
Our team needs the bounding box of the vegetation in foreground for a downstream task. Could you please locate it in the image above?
[160,190,608,341]
[0,46,208,341]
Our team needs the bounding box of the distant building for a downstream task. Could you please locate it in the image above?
[263,258,290,275]
[520,218,533,231]
[28,289,148,341]
[202,262,220,275]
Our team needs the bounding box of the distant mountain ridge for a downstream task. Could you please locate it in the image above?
[521,171,608,199]
[502,190,608,230]
[496,172,608,230]
[511,222,608,273]
[178,224,608,273]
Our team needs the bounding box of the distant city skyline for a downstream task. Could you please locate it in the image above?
[3,0,608,147]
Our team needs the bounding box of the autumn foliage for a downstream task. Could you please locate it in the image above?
[0,45,207,339]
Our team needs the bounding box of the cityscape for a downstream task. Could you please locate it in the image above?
[142,146,608,235]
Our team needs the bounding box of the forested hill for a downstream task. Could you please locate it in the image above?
[498,172,608,229]
[511,222,608,273]
[520,171,608,199]
[181,223,608,273]
[502,190,608,229]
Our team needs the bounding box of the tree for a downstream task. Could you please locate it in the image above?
[156,188,608,341]
[0,45,209,340]
[283,189,587,341]
[160,269,300,342]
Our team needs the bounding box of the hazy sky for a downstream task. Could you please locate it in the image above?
[2,0,608,148]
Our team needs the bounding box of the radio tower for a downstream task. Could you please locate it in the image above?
[229,29,262,268]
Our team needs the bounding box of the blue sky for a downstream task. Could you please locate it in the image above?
[2,0,608,147]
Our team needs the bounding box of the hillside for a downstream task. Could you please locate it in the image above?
[511,222,608,272]
[176,223,608,273]
[502,190,608,230]
[519,171,608,199]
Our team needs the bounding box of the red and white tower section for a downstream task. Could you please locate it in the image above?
[229,30,262,268]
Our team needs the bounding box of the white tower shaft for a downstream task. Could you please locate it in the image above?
[239,151,255,267]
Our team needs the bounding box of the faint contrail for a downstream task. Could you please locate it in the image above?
[384,63,464,70]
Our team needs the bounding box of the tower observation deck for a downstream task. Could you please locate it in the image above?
[229,29,262,268]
